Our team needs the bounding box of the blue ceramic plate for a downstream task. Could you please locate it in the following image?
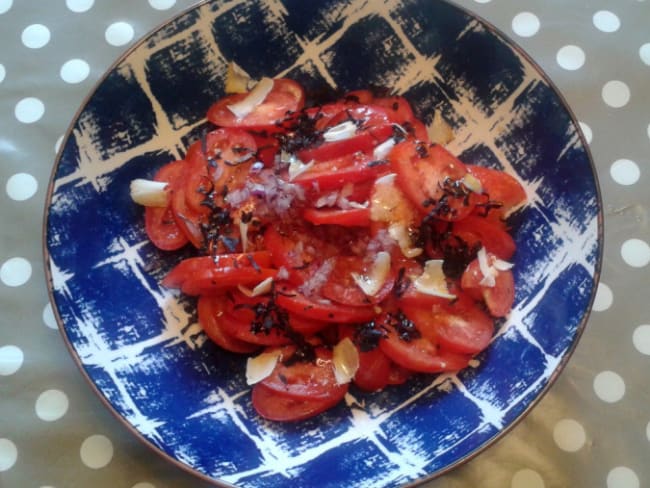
[44,1,602,486]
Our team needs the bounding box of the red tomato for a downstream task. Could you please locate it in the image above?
[162,252,272,288]
[274,286,376,323]
[303,207,371,227]
[389,140,476,221]
[460,255,515,318]
[252,383,344,422]
[206,78,305,129]
[221,310,291,346]
[341,89,375,105]
[197,295,258,354]
[386,363,413,385]
[260,345,348,400]
[321,255,395,307]
[170,184,206,249]
[180,266,277,295]
[451,216,516,260]
[144,160,189,251]
[431,296,495,354]
[298,124,393,163]
[293,152,390,192]
[338,325,392,392]
[373,96,415,126]
[466,164,527,218]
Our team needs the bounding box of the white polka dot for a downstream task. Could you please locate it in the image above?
[610,159,640,186]
[148,0,175,10]
[0,63,5,83]
[0,345,24,376]
[553,418,586,452]
[621,238,650,268]
[646,420,650,442]
[633,325,650,355]
[592,282,613,312]
[14,97,45,124]
[593,10,621,33]
[556,45,585,71]
[66,0,94,12]
[21,24,51,49]
[640,43,650,66]
[647,123,650,141]
[511,468,545,488]
[60,59,90,84]
[0,0,13,15]
[594,370,625,403]
[602,80,630,108]
[105,22,134,47]
[0,257,32,287]
[35,389,69,421]
[55,135,64,154]
[511,12,540,38]
[0,439,18,472]
[132,483,156,488]
[607,466,640,488]
[578,121,592,144]
[473,0,491,3]
[6,173,38,201]
[43,302,58,330]
[80,435,113,469]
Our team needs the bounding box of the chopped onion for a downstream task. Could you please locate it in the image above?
[246,349,282,385]
[224,61,252,94]
[227,77,274,119]
[333,337,359,385]
[461,173,483,194]
[351,251,391,297]
[130,179,169,207]
[413,259,456,299]
[373,138,395,160]
[323,121,357,142]
[388,223,422,258]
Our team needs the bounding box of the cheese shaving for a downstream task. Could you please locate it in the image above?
[129,179,169,207]
[333,338,359,385]
[323,121,357,142]
[245,349,282,385]
[351,251,391,297]
[227,77,274,119]
[413,259,456,299]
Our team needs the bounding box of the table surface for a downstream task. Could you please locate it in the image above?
[1,1,649,487]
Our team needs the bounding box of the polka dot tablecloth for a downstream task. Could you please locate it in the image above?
[0,0,648,487]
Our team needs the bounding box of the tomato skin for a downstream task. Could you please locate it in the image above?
[432,297,495,354]
[297,124,393,163]
[461,256,515,318]
[451,216,516,260]
[389,140,475,221]
[206,78,305,129]
[197,295,259,354]
[260,346,348,400]
[180,267,277,295]
[293,152,390,192]
[466,164,527,218]
[274,287,376,324]
[321,255,395,307]
[303,207,371,227]
[252,383,345,422]
[144,160,190,251]
[373,96,415,126]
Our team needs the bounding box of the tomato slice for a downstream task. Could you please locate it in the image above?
[293,152,390,192]
[260,345,348,400]
[432,296,495,354]
[460,255,515,318]
[297,124,393,163]
[303,207,371,227]
[252,383,344,422]
[373,96,415,126]
[197,295,259,354]
[221,310,291,346]
[144,160,189,251]
[321,255,395,307]
[180,266,277,295]
[451,216,516,260]
[207,78,305,129]
[274,286,376,323]
[389,140,475,221]
[466,164,527,218]
[338,325,392,392]
[162,252,272,288]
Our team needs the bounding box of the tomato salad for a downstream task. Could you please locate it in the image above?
[130,74,527,422]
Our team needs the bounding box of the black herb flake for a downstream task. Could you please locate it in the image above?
[385,310,421,342]
[393,267,410,298]
[353,321,387,352]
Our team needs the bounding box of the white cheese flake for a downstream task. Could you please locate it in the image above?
[477,247,513,287]
[245,349,282,385]
[225,61,252,94]
[413,259,456,299]
[388,223,422,258]
[129,179,169,207]
[287,157,314,181]
[323,121,357,142]
[227,77,274,119]
[461,173,483,194]
[372,138,395,160]
[351,251,391,297]
[333,337,359,385]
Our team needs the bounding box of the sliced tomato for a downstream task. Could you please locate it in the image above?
[170,183,206,249]
[180,267,277,296]
[389,140,476,221]
[207,78,305,129]
[386,362,414,385]
[341,89,375,105]
[274,286,376,323]
[338,325,392,392]
[144,160,189,251]
[221,310,291,346]
[451,216,516,260]
[303,207,371,227]
[259,345,348,400]
[197,295,258,354]
[162,252,272,288]
[252,383,344,422]
[431,295,495,354]
[466,164,527,218]
[373,96,415,126]
[460,255,515,318]
[293,152,390,192]
[321,255,395,307]
[297,124,393,163]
